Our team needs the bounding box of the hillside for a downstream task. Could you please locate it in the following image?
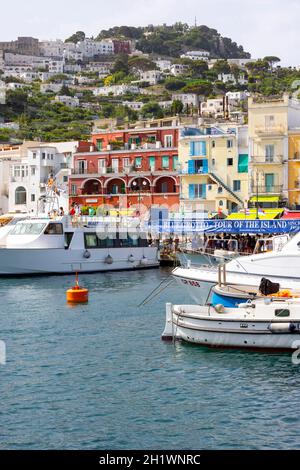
[96,23,251,59]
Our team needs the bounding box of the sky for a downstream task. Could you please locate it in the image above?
[1,0,299,66]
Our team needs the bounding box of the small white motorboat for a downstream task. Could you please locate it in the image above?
[162,297,300,350]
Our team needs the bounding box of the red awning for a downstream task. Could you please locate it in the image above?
[282,211,300,219]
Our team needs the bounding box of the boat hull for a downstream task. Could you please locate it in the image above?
[162,303,300,351]
[0,247,159,275]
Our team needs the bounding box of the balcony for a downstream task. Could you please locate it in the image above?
[251,155,283,165]
[254,125,286,137]
[250,185,283,194]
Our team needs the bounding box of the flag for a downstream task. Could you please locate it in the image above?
[258,208,265,215]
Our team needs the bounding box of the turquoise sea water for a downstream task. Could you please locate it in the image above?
[0,268,300,450]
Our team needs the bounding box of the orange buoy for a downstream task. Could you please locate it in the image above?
[66,272,89,303]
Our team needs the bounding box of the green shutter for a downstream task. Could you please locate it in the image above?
[238,154,248,173]
[162,156,169,168]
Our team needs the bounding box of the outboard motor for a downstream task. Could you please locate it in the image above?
[259,277,280,296]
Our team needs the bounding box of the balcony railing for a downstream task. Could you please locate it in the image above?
[250,185,283,194]
[254,125,286,136]
[251,155,283,164]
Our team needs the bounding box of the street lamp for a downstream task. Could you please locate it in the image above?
[132,178,148,216]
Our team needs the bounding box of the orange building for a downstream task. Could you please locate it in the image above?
[288,131,300,208]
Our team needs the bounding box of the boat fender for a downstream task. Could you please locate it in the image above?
[128,254,135,263]
[83,250,91,259]
[140,255,148,266]
[214,304,225,314]
[105,255,113,265]
[268,323,296,333]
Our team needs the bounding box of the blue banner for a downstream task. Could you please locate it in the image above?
[148,219,300,234]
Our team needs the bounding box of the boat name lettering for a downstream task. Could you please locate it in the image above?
[181,279,201,287]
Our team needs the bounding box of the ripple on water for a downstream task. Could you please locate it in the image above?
[0,270,300,449]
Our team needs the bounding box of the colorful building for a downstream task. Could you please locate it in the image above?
[178,125,249,215]
[69,118,180,212]
[248,94,300,210]
[288,130,300,208]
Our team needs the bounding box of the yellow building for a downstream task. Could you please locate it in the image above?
[288,131,300,207]
[178,125,249,215]
[248,94,300,209]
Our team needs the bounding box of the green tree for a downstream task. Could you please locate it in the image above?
[141,102,164,119]
[171,99,184,114]
[65,31,85,43]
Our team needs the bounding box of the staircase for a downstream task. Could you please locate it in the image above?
[208,172,244,205]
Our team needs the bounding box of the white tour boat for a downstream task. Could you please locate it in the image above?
[0,216,159,275]
[162,297,300,350]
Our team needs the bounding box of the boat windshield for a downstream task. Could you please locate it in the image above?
[10,222,47,235]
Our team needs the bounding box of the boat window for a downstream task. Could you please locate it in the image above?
[275,309,290,317]
[44,223,63,235]
[10,223,47,235]
[64,232,74,249]
[85,233,98,248]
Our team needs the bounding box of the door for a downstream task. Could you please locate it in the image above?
[265,173,274,192]
[98,159,106,175]
[149,156,156,171]
[111,159,119,173]
[77,160,87,174]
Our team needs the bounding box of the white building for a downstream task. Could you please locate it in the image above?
[48,60,64,74]
[154,59,172,71]
[77,39,114,57]
[172,93,200,107]
[218,73,248,86]
[180,50,210,61]
[226,91,249,102]
[140,70,162,85]
[122,101,144,110]
[170,63,189,76]
[40,83,63,94]
[40,40,73,57]
[53,95,80,107]
[201,98,224,118]
[93,84,140,97]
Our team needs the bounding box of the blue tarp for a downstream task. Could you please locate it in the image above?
[148,219,300,234]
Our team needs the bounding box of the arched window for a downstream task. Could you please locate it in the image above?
[15,187,27,205]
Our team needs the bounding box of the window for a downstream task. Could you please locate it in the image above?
[42,153,46,160]
[275,309,290,317]
[238,154,248,173]
[15,186,26,205]
[233,180,241,192]
[31,194,35,202]
[71,184,77,196]
[84,233,98,248]
[227,139,233,149]
[173,156,178,170]
[212,140,216,148]
[10,222,46,235]
[13,166,20,178]
[135,157,142,168]
[44,223,63,235]
[162,156,169,169]
[149,156,156,171]
[31,167,36,176]
[123,158,130,168]
[77,160,87,174]
[227,158,233,166]
[32,152,36,159]
[164,135,173,148]
[189,184,206,199]
[265,145,274,162]
[265,115,275,128]
[190,141,206,157]
[96,139,103,151]
[63,176,68,182]
[65,232,74,249]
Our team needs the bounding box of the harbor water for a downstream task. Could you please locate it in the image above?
[0,268,300,450]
